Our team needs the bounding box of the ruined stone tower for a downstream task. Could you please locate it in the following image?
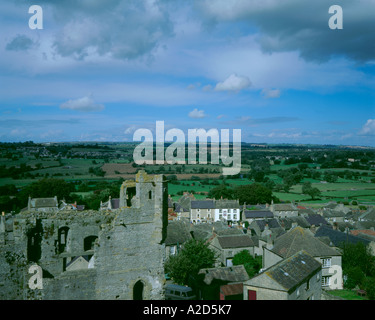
[94,170,168,299]
[0,170,168,300]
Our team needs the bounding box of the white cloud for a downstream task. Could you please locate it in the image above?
[214,73,251,92]
[60,95,105,112]
[360,119,375,135]
[189,108,206,119]
[261,88,281,98]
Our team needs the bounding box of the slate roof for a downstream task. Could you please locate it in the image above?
[244,210,273,219]
[304,214,330,227]
[191,200,215,209]
[66,255,91,268]
[254,219,281,232]
[217,234,254,249]
[314,225,370,247]
[31,197,58,208]
[246,250,321,293]
[278,217,310,230]
[323,210,347,218]
[191,221,233,241]
[174,203,189,213]
[198,265,249,285]
[165,220,192,246]
[271,226,340,258]
[214,199,240,209]
[272,204,297,211]
[359,209,375,221]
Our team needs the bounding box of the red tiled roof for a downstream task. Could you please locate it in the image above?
[351,229,375,237]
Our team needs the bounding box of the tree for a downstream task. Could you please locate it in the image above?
[302,182,321,200]
[207,184,234,200]
[234,183,274,205]
[164,239,216,286]
[232,250,262,278]
[341,242,375,290]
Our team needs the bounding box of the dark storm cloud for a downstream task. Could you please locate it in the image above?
[194,0,375,63]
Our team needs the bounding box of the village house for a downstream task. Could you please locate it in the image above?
[24,196,59,213]
[263,226,343,290]
[213,199,240,224]
[164,220,192,259]
[190,199,241,225]
[243,250,322,300]
[208,234,255,267]
[242,209,274,225]
[270,203,298,218]
[190,200,215,224]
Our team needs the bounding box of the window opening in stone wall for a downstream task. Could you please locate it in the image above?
[133,280,144,300]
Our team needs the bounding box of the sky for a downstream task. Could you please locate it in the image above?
[0,0,375,147]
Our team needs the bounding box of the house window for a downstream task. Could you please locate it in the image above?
[322,276,331,287]
[170,246,176,255]
[227,214,231,220]
[219,209,222,213]
[219,214,223,219]
[321,258,332,268]
[233,214,237,220]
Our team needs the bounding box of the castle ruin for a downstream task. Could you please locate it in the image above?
[0,170,168,300]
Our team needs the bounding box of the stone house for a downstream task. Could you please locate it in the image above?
[25,196,59,213]
[208,234,255,267]
[190,200,215,224]
[243,250,322,300]
[270,203,298,218]
[242,210,274,225]
[263,227,343,290]
[197,265,249,300]
[164,220,192,259]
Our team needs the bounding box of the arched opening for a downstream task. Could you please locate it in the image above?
[133,280,144,300]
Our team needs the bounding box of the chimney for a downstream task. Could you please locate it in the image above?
[266,234,273,250]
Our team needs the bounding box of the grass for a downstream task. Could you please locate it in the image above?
[326,289,367,300]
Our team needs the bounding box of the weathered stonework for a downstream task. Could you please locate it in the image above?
[0,171,168,300]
